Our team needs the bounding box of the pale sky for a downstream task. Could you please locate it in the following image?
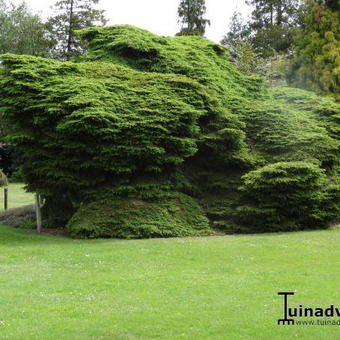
[12,0,252,43]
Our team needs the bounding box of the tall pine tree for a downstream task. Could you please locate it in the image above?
[288,0,340,101]
[46,0,107,60]
[177,0,210,36]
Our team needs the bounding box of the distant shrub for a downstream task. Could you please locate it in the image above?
[234,162,339,232]
[18,219,37,230]
[67,192,210,239]
[0,205,35,228]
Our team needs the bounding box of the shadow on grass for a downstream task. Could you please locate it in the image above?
[1,223,339,248]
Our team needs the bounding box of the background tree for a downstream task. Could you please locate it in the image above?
[0,1,52,175]
[0,0,52,56]
[177,0,210,36]
[221,12,251,60]
[221,11,289,84]
[46,0,107,60]
[288,0,340,101]
[317,0,340,11]
[246,0,304,57]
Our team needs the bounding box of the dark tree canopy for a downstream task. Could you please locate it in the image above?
[317,0,340,10]
[46,0,107,60]
[177,0,210,36]
[245,0,304,56]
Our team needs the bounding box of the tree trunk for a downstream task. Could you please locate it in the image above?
[187,0,192,30]
[4,187,8,210]
[66,0,74,60]
[270,2,273,25]
[35,194,42,233]
[277,0,283,25]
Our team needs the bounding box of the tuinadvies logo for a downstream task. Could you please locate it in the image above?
[277,292,340,326]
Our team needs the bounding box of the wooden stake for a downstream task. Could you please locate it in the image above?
[35,194,42,233]
[4,187,8,210]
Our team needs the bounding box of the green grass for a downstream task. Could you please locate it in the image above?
[0,183,34,211]
[0,225,339,339]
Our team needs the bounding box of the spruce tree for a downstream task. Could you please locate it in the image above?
[46,0,107,60]
[177,0,210,36]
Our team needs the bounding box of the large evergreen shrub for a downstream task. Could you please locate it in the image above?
[0,25,339,237]
[0,54,214,199]
[234,88,340,170]
[234,162,339,232]
[0,54,220,228]
[77,25,266,108]
[67,192,210,238]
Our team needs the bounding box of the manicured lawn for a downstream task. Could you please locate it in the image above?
[0,225,339,339]
[0,183,34,211]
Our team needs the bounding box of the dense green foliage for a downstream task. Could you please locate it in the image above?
[238,87,340,168]
[67,192,210,238]
[78,26,265,111]
[0,45,235,235]
[0,53,217,197]
[0,1,53,176]
[235,162,339,232]
[46,0,107,60]
[1,25,339,237]
[289,0,340,101]
[177,0,210,36]
[317,0,340,11]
